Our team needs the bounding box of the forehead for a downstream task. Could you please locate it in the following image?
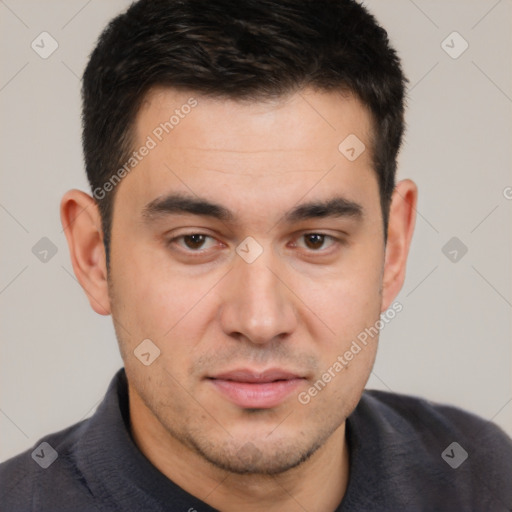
[136,86,373,157]
[117,86,379,223]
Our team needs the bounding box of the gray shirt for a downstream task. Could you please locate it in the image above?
[1,369,511,511]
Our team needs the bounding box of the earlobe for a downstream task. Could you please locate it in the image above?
[60,190,111,316]
[381,179,418,311]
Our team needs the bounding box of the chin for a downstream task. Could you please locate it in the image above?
[196,439,320,475]
[180,423,331,476]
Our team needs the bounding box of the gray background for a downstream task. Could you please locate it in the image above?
[1,0,511,462]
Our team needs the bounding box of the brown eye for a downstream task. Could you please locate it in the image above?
[294,233,338,253]
[304,234,326,250]
[183,234,208,249]
[166,233,216,254]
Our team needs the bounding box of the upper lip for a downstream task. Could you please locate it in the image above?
[208,369,304,383]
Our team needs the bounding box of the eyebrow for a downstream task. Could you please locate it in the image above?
[142,193,363,224]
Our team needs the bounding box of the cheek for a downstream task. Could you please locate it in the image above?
[301,249,383,335]
[109,246,221,349]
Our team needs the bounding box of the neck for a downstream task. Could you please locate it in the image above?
[129,387,350,512]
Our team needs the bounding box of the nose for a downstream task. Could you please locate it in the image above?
[218,250,298,345]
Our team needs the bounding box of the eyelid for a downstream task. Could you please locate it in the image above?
[291,233,340,252]
[164,230,345,257]
[166,232,222,253]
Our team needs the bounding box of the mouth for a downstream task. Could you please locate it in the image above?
[206,369,306,409]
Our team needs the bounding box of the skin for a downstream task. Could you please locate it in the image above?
[61,87,417,512]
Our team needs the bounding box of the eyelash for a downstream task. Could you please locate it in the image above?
[166,232,341,256]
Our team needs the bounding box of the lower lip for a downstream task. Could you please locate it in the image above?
[209,378,304,409]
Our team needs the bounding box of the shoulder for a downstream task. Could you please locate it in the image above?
[352,389,512,509]
[360,389,512,448]
[0,419,100,512]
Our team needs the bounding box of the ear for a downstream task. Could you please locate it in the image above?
[60,190,111,315]
[381,179,417,311]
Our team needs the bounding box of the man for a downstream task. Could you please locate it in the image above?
[1,0,511,510]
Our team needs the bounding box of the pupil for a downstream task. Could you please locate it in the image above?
[185,234,205,249]
[306,234,324,249]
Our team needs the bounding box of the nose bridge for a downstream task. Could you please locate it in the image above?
[219,246,297,344]
[241,257,280,307]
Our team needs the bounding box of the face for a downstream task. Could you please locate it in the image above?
[106,87,388,474]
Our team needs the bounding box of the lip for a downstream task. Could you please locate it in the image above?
[207,368,305,409]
